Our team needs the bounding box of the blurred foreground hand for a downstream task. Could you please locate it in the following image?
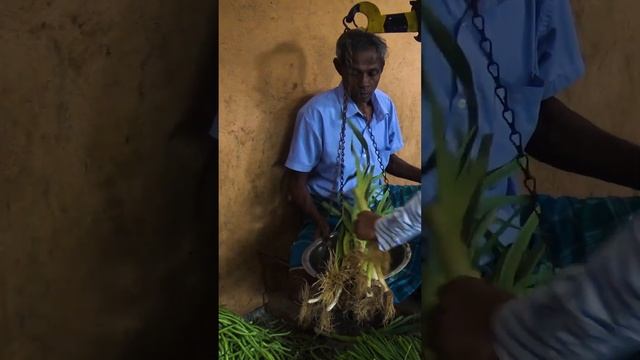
[354,211,381,241]
[430,276,514,360]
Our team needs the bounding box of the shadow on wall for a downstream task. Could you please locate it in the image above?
[255,41,310,169]
[222,42,321,300]
[115,7,218,360]
[254,42,313,260]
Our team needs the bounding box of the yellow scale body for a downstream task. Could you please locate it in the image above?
[344,1,420,41]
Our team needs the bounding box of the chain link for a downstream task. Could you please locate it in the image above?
[366,124,390,186]
[336,84,389,208]
[469,1,540,217]
[336,90,349,208]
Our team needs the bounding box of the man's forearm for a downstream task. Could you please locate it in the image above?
[386,154,421,183]
[288,172,325,225]
[291,187,325,225]
[526,97,640,190]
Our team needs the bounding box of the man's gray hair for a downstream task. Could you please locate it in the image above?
[335,29,387,67]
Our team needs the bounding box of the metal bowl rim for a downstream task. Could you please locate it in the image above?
[301,238,412,279]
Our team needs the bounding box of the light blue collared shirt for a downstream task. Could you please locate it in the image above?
[422,0,585,245]
[285,83,404,201]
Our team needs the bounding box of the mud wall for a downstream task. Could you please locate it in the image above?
[0,1,217,359]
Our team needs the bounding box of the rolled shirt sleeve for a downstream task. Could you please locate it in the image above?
[537,0,586,99]
[285,109,323,173]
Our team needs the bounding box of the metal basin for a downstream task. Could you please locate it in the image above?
[301,235,412,279]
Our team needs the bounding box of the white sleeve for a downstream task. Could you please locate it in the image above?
[492,215,640,359]
[374,192,422,251]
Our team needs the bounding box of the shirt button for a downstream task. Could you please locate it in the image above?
[457,98,467,109]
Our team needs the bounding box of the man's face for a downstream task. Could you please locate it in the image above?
[336,48,384,105]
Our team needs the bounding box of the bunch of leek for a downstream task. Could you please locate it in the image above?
[421,2,552,357]
[421,79,547,307]
[299,119,397,333]
[420,0,552,302]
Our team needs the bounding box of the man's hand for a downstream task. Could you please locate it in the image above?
[430,276,514,360]
[287,170,333,241]
[354,211,381,241]
[314,218,331,240]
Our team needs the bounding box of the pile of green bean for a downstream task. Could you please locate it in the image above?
[219,307,422,359]
[218,307,292,360]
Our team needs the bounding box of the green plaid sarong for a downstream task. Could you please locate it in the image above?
[535,195,640,269]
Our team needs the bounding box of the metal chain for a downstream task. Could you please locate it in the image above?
[343,15,358,31]
[365,124,390,186]
[336,90,349,208]
[469,1,540,217]
[335,84,389,208]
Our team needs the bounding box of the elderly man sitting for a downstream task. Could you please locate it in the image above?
[285,29,421,311]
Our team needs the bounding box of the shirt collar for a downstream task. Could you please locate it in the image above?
[335,82,388,123]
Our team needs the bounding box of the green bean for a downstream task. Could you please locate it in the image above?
[224,332,255,358]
